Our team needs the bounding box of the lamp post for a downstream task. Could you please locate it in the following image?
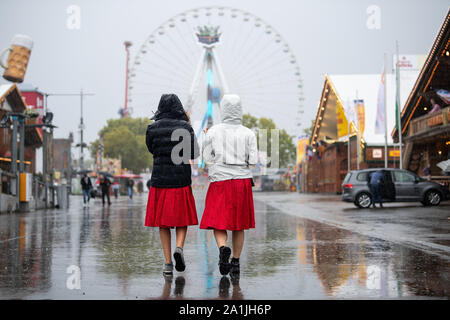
[124,41,132,118]
[44,90,94,172]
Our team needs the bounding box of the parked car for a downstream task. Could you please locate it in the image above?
[341,168,450,208]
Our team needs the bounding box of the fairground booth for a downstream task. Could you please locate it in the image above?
[0,83,43,173]
[393,11,450,187]
[303,70,419,194]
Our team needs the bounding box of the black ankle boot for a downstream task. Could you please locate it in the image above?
[230,257,240,275]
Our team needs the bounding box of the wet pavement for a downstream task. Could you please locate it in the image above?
[0,185,449,299]
[258,192,450,260]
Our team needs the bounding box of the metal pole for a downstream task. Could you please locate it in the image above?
[43,128,48,208]
[348,115,351,172]
[355,91,360,170]
[80,89,84,171]
[11,116,19,208]
[18,117,25,211]
[44,93,48,115]
[124,41,132,118]
[19,118,25,173]
[49,127,54,207]
[384,53,388,168]
[68,147,72,194]
[396,41,403,170]
[11,117,18,175]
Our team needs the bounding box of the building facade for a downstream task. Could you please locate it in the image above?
[303,73,411,194]
[393,11,449,186]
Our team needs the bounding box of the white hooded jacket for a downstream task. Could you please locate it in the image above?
[202,94,258,182]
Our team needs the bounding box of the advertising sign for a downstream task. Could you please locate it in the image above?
[389,150,400,157]
[393,54,426,71]
[372,149,382,159]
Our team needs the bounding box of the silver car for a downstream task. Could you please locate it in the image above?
[341,168,450,208]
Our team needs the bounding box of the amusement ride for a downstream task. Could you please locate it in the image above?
[128,6,305,139]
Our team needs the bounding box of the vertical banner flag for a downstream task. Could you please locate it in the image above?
[336,99,349,138]
[375,65,386,134]
[354,99,365,163]
[296,136,309,165]
[354,99,365,137]
[344,98,356,134]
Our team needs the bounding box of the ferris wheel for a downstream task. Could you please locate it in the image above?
[129,6,305,136]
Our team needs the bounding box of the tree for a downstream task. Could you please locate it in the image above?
[302,119,315,136]
[90,117,153,173]
[242,113,296,168]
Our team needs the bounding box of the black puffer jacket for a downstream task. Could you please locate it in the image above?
[146,94,199,188]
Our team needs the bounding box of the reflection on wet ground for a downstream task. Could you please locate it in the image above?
[0,189,448,299]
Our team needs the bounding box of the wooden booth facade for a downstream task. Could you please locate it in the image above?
[0,84,43,173]
[393,10,450,186]
[304,74,400,194]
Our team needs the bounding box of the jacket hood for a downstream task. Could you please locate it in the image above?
[152,94,188,121]
[220,94,242,125]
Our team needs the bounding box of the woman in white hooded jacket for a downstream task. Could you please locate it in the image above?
[200,94,258,277]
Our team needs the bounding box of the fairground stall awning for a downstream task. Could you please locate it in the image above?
[0,83,43,150]
[311,72,419,147]
[0,83,27,112]
[392,9,450,141]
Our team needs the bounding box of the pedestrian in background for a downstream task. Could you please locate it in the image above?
[200,94,258,278]
[428,98,441,114]
[112,179,120,199]
[422,163,431,181]
[137,180,144,194]
[127,178,134,199]
[100,175,112,206]
[80,173,92,207]
[144,94,199,277]
[369,170,384,208]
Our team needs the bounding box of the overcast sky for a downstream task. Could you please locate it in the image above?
[0,0,448,157]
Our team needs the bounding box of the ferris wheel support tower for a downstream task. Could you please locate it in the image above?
[185,26,230,135]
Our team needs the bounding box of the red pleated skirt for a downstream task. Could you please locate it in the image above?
[145,186,198,228]
[200,178,255,231]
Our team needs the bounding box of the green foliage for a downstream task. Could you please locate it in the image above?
[90,117,153,174]
[242,113,296,168]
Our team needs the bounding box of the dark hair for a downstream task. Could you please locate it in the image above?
[184,110,191,123]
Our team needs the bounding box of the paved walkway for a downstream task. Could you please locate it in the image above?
[0,190,448,299]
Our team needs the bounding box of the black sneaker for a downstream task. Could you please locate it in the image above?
[218,246,232,275]
[173,247,186,272]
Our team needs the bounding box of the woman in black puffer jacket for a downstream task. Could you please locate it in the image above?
[144,94,199,276]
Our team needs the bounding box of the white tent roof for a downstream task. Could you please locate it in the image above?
[329,71,419,145]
